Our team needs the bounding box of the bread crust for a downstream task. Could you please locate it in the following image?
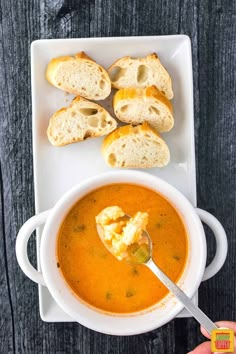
[102,121,162,152]
[114,85,173,114]
[108,53,159,71]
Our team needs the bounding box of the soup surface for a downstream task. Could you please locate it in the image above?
[57,184,188,313]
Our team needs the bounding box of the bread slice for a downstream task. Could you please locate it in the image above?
[102,122,170,168]
[113,86,174,132]
[108,53,173,99]
[47,96,117,146]
[46,52,111,100]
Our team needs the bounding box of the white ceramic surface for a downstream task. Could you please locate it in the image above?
[16,171,228,335]
[31,35,196,321]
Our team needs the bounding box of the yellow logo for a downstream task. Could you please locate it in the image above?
[211,328,235,352]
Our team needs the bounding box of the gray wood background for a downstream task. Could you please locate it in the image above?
[0,0,235,353]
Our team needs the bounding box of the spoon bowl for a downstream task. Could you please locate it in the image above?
[97,213,151,264]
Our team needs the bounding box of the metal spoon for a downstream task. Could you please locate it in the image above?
[97,214,217,334]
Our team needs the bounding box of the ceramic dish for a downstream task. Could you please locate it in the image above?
[16,171,227,334]
[32,35,196,322]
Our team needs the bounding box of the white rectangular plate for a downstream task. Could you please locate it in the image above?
[31,35,197,322]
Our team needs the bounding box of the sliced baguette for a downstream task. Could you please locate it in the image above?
[113,86,174,132]
[108,53,173,99]
[47,96,117,146]
[46,52,111,100]
[102,122,170,168]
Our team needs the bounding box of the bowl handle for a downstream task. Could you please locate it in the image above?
[196,208,228,281]
[15,210,51,286]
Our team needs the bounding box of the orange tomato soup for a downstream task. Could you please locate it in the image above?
[57,184,188,313]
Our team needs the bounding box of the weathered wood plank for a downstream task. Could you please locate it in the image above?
[0,0,235,353]
[0,164,14,354]
[196,0,236,323]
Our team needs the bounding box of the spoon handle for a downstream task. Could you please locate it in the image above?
[146,259,217,334]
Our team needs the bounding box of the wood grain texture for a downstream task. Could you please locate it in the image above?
[0,163,15,354]
[196,0,236,328]
[0,0,235,353]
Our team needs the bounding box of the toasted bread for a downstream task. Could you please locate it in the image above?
[46,52,111,100]
[102,122,170,168]
[108,53,173,99]
[47,96,117,146]
[113,86,174,132]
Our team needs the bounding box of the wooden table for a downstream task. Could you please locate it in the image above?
[0,1,235,353]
